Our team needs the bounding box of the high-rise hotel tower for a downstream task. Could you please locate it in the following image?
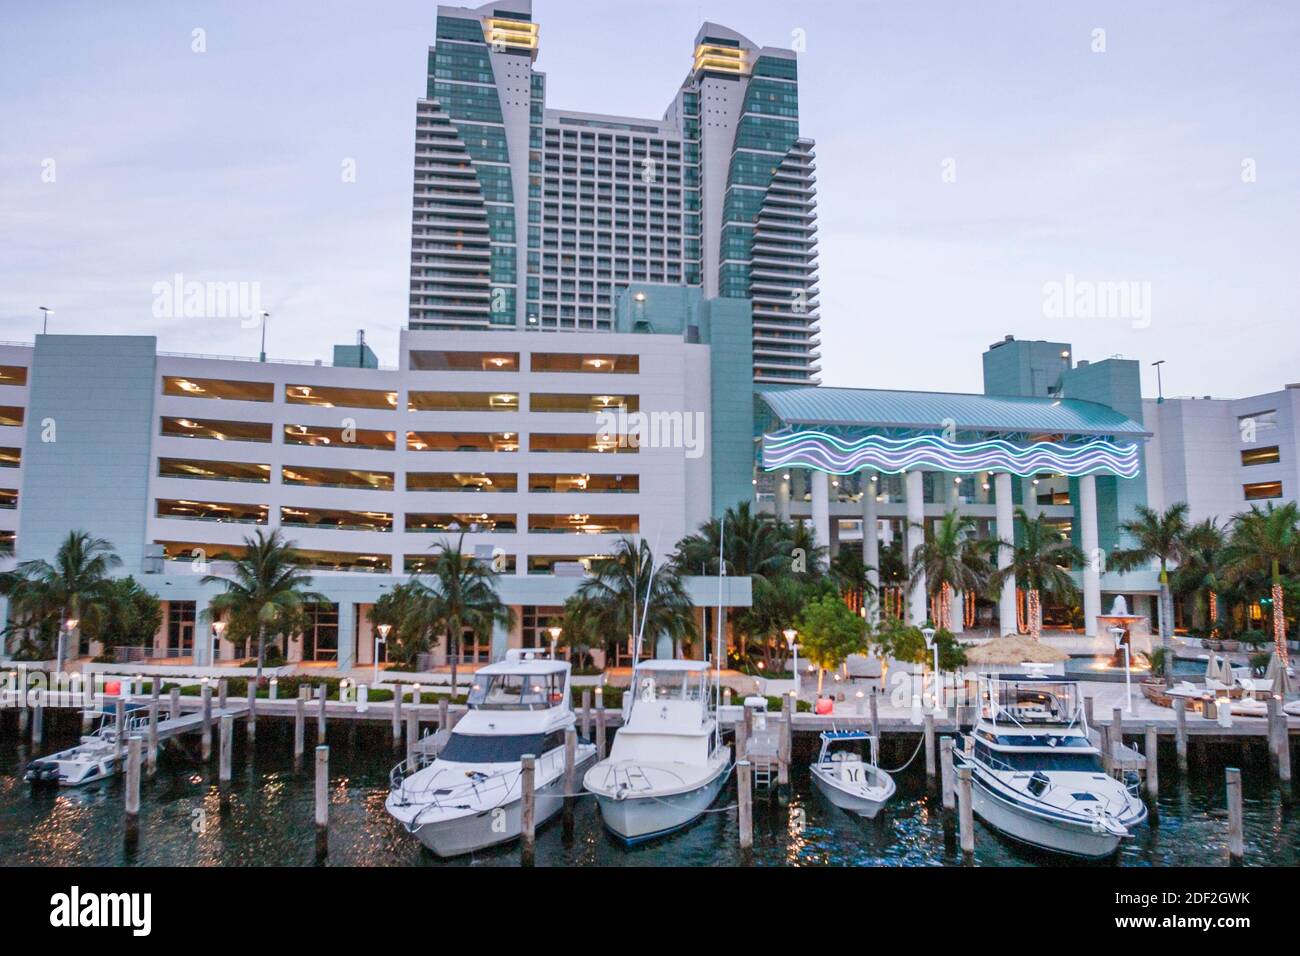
[409,0,821,384]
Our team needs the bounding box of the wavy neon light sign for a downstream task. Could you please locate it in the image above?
[762,430,1141,478]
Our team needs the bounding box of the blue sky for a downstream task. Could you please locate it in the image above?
[2,0,1296,398]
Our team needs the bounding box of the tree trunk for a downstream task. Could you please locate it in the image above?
[255,624,266,688]
[1028,589,1042,641]
[448,620,459,698]
[1273,559,1288,666]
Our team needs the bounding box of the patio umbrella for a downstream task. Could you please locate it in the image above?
[1205,654,1223,684]
[1265,653,1294,698]
[964,635,1068,667]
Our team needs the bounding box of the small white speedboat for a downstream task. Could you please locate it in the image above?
[24,703,148,787]
[957,675,1147,859]
[809,730,896,818]
[385,651,595,858]
[583,660,731,845]
[1284,699,1300,718]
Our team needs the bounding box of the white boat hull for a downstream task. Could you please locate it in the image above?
[810,764,895,819]
[970,774,1126,859]
[593,764,730,844]
[25,741,120,787]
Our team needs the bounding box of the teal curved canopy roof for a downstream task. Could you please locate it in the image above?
[759,386,1148,438]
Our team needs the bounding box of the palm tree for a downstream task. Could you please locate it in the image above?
[409,533,512,696]
[988,508,1085,640]
[673,501,791,579]
[1,530,122,671]
[1221,501,1299,665]
[203,529,326,686]
[906,510,993,630]
[1109,503,1191,645]
[578,537,696,662]
[1172,518,1228,634]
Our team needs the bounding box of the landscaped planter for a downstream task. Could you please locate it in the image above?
[1220,640,1240,653]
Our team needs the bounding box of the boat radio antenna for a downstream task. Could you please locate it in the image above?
[713,509,726,752]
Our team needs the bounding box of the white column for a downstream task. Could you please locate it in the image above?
[810,469,831,562]
[861,480,880,622]
[775,474,790,522]
[1079,474,1101,638]
[905,470,926,625]
[336,601,357,670]
[995,472,1017,635]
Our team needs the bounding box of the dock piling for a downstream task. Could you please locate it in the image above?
[777,693,792,788]
[391,688,402,747]
[293,697,305,765]
[956,765,974,857]
[596,695,607,760]
[247,679,257,741]
[735,710,749,763]
[924,713,936,782]
[1225,767,1243,864]
[1174,699,1189,774]
[940,737,956,811]
[438,696,449,734]
[218,678,227,712]
[314,745,329,858]
[563,727,577,835]
[219,714,233,783]
[581,689,591,739]
[316,685,327,744]
[146,701,158,778]
[125,735,142,845]
[1265,698,1280,778]
[1143,723,1159,814]
[1083,695,1094,728]
[737,759,753,852]
[869,691,880,743]
[200,686,212,762]
[32,691,44,747]
[116,696,127,762]
[169,686,180,722]
[520,754,536,866]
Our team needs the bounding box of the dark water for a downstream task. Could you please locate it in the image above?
[2,715,1295,867]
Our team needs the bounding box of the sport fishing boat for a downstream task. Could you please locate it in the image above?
[809,730,896,818]
[955,675,1147,859]
[583,659,732,844]
[24,703,149,787]
[384,650,595,858]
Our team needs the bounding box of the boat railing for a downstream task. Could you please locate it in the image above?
[968,748,1133,820]
[391,746,567,812]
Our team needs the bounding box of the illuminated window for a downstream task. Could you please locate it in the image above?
[280,506,393,532]
[527,554,605,575]
[162,376,274,402]
[285,384,397,410]
[0,488,16,509]
[409,351,519,372]
[0,530,15,555]
[161,417,273,443]
[293,549,391,573]
[405,513,517,533]
[528,513,639,534]
[155,499,268,524]
[407,472,518,492]
[0,447,20,468]
[408,391,519,411]
[530,353,639,374]
[158,458,271,483]
[1241,446,1280,467]
[0,406,23,427]
[283,424,396,450]
[1243,481,1283,500]
[406,552,516,574]
[407,431,518,452]
[529,433,637,454]
[281,466,394,491]
[0,366,29,386]
[156,540,248,563]
[528,473,638,493]
[530,393,638,413]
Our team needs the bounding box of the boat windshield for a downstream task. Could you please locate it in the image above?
[467,672,566,711]
[975,741,1103,773]
[631,669,706,704]
[439,732,560,764]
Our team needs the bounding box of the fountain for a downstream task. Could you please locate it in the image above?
[1063,596,1156,682]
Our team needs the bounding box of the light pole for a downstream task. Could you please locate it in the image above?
[1110,625,1132,713]
[1152,359,1166,405]
[39,306,54,334]
[374,623,391,684]
[922,625,944,717]
[211,620,227,665]
[548,625,562,659]
[783,628,799,700]
[258,310,271,362]
[57,617,79,675]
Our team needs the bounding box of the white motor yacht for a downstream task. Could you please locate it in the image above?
[583,659,731,844]
[385,650,595,857]
[809,730,896,818]
[956,675,1147,859]
[24,703,149,787]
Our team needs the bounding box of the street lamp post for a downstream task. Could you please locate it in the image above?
[548,625,562,659]
[922,625,944,717]
[57,617,79,675]
[783,628,799,700]
[211,620,227,666]
[39,306,54,334]
[375,623,392,685]
[258,310,271,362]
[1110,625,1132,713]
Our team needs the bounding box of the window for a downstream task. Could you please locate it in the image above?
[156,540,248,563]
[0,488,16,509]
[406,472,517,492]
[405,552,516,574]
[161,417,273,443]
[283,424,396,451]
[530,352,639,374]
[162,376,274,402]
[280,507,393,532]
[294,550,391,573]
[1238,409,1277,434]
[1243,481,1283,500]
[166,601,196,656]
[466,672,567,711]
[521,605,565,650]
[300,603,340,661]
[1241,446,1280,467]
[528,513,639,534]
[0,448,18,468]
[408,391,519,412]
[281,466,394,491]
[285,384,397,410]
[158,458,271,483]
[405,513,516,533]
[409,351,519,372]
[0,406,23,427]
[529,433,636,454]
[407,431,518,452]
[530,393,638,414]
[0,366,28,387]
[439,731,561,760]
[156,499,268,524]
[528,473,638,493]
